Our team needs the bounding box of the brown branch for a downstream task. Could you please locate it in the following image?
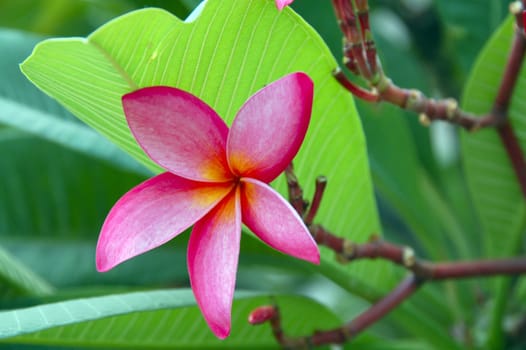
[329,0,526,132]
[285,164,308,216]
[333,69,379,102]
[493,30,526,114]
[312,275,421,345]
[492,5,526,199]
[332,0,374,79]
[333,0,526,191]
[313,226,526,281]
[304,176,327,226]
[250,276,421,348]
[335,58,497,131]
[255,3,526,346]
[251,225,526,348]
[377,81,496,131]
[250,165,526,348]
[498,122,526,198]
[425,259,526,280]
[332,9,497,130]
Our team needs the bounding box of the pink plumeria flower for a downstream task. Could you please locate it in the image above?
[276,0,294,10]
[96,72,320,339]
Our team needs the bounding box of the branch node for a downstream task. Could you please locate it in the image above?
[342,239,355,256]
[374,75,391,93]
[368,233,381,242]
[335,239,355,264]
[248,305,277,325]
[402,247,416,267]
[419,113,431,127]
[468,122,483,132]
[341,327,355,341]
[335,253,349,264]
[445,98,459,119]
[305,176,328,225]
[510,1,523,15]
[406,90,424,110]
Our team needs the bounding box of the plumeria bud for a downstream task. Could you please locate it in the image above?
[275,0,294,10]
[419,113,431,127]
[248,305,277,325]
[402,247,416,267]
[445,98,458,119]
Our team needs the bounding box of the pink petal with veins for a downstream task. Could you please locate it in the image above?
[240,178,320,264]
[123,87,232,182]
[275,0,294,10]
[96,172,233,272]
[188,189,241,339]
[227,72,313,183]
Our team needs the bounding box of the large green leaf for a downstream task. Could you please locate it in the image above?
[0,134,144,239]
[21,0,388,291]
[0,0,197,36]
[3,231,319,291]
[345,336,433,350]
[0,290,340,349]
[361,102,456,258]
[434,0,508,78]
[460,17,526,349]
[460,17,525,259]
[0,131,55,299]
[0,29,145,174]
[0,28,172,291]
[0,97,146,175]
[0,243,53,298]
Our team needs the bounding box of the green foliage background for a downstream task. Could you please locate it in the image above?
[0,0,524,349]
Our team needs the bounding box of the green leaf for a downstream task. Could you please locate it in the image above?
[0,244,53,298]
[460,16,525,259]
[360,103,446,257]
[4,231,317,291]
[0,0,197,36]
[0,29,145,175]
[21,0,388,292]
[348,334,435,350]
[435,0,508,77]
[0,97,147,175]
[460,16,525,349]
[3,239,187,289]
[0,134,145,240]
[0,290,341,349]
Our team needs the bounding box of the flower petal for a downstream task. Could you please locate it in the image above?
[240,178,320,264]
[188,189,241,339]
[123,86,232,182]
[275,0,294,10]
[227,72,313,183]
[96,172,233,272]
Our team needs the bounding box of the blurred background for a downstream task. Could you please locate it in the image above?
[0,0,518,349]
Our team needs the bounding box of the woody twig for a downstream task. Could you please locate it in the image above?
[248,165,526,349]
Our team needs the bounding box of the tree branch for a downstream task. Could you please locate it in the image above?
[493,3,526,198]
[249,165,526,348]
[250,276,421,348]
[331,0,498,130]
[250,2,526,347]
